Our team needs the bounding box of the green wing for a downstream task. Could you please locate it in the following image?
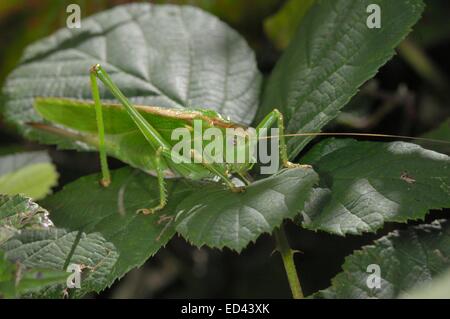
[33,98,208,178]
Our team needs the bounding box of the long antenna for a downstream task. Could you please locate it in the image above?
[257,132,450,144]
[28,122,450,145]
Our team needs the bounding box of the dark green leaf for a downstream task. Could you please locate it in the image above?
[0,250,68,299]
[0,194,51,245]
[2,228,119,298]
[43,166,318,266]
[42,167,184,287]
[301,139,450,235]
[0,194,118,298]
[257,0,425,158]
[314,220,450,298]
[175,167,318,251]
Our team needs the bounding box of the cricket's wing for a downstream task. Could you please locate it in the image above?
[31,97,182,177]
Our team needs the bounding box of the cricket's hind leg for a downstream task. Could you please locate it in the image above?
[256,109,312,170]
[137,147,168,215]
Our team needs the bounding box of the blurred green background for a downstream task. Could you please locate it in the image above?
[0,0,449,298]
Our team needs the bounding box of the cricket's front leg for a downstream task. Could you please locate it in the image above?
[90,68,111,187]
[137,147,168,215]
[256,109,312,170]
[91,64,174,214]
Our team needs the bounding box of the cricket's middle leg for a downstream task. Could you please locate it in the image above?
[256,109,311,169]
[158,147,245,193]
[190,149,245,193]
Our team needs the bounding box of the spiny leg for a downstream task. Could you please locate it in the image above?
[137,147,168,215]
[256,109,311,169]
[90,71,111,187]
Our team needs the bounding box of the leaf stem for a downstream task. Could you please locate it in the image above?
[274,225,304,299]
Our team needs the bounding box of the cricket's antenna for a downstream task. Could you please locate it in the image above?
[258,132,450,145]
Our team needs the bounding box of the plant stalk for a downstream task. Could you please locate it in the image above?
[274,225,304,299]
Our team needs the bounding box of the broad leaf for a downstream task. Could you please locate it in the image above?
[2,228,119,298]
[257,0,425,158]
[42,167,184,286]
[0,194,52,245]
[0,251,68,299]
[2,3,262,150]
[300,139,450,235]
[0,194,118,298]
[0,193,48,220]
[0,151,58,200]
[314,220,450,299]
[400,267,450,299]
[175,167,318,251]
[43,166,318,272]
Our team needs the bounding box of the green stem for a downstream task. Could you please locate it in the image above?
[274,225,304,299]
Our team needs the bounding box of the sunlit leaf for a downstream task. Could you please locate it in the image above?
[0,151,58,200]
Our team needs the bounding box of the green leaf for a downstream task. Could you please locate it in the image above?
[43,166,318,272]
[300,139,450,235]
[0,194,51,245]
[2,228,119,298]
[0,193,48,220]
[264,0,315,49]
[0,194,118,298]
[42,167,184,287]
[175,167,318,251]
[313,220,450,299]
[2,3,262,150]
[257,0,425,158]
[0,151,58,200]
[0,250,68,298]
[0,251,16,298]
[400,267,450,299]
